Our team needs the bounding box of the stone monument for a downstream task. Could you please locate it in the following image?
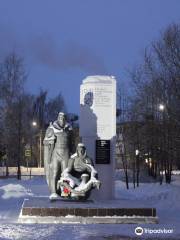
[19,77,158,225]
[43,112,100,201]
[43,112,73,200]
[58,143,100,200]
[80,75,116,200]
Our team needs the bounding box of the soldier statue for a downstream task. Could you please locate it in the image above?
[43,112,73,200]
[58,143,101,200]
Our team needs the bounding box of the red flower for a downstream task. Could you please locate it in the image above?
[63,187,70,194]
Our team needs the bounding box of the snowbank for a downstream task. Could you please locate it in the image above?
[0,175,179,239]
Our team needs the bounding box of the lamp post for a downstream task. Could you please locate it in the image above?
[32,121,42,168]
[158,104,165,184]
[135,149,140,187]
[39,130,42,168]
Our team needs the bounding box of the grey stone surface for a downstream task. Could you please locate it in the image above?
[44,113,100,200]
[58,143,101,200]
[80,76,117,200]
[43,112,73,199]
[19,197,158,224]
[18,215,159,224]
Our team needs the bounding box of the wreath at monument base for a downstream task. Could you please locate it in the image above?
[57,173,101,200]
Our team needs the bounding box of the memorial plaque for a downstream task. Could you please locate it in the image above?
[96,140,110,164]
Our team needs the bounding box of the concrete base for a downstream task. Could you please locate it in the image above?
[18,197,158,224]
[18,215,158,224]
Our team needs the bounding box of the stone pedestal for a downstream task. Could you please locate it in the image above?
[18,197,158,224]
[80,76,116,200]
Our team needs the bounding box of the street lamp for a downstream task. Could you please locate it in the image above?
[32,121,37,127]
[135,149,140,187]
[31,120,42,168]
[159,104,165,111]
[158,104,165,183]
[135,149,139,156]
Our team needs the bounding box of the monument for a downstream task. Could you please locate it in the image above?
[57,143,101,200]
[18,76,158,224]
[80,75,116,200]
[43,112,100,200]
[43,112,73,200]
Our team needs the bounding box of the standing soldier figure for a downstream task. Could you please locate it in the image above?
[43,112,73,200]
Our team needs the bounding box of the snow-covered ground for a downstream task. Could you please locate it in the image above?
[0,172,180,239]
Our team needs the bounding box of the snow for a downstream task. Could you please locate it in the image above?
[0,172,180,239]
[0,184,33,199]
[172,170,180,175]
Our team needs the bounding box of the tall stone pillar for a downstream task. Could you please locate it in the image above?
[80,75,116,200]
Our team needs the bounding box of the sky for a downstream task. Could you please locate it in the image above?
[0,0,179,114]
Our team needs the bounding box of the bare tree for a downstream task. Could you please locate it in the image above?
[116,84,130,189]
[0,53,27,179]
[32,91,66,167]
[45,93,66,124]
[128,23,180,184]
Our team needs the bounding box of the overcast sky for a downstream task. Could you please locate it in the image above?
[0,0,179,113]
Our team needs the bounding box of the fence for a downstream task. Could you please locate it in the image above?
[0,166,45,178]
